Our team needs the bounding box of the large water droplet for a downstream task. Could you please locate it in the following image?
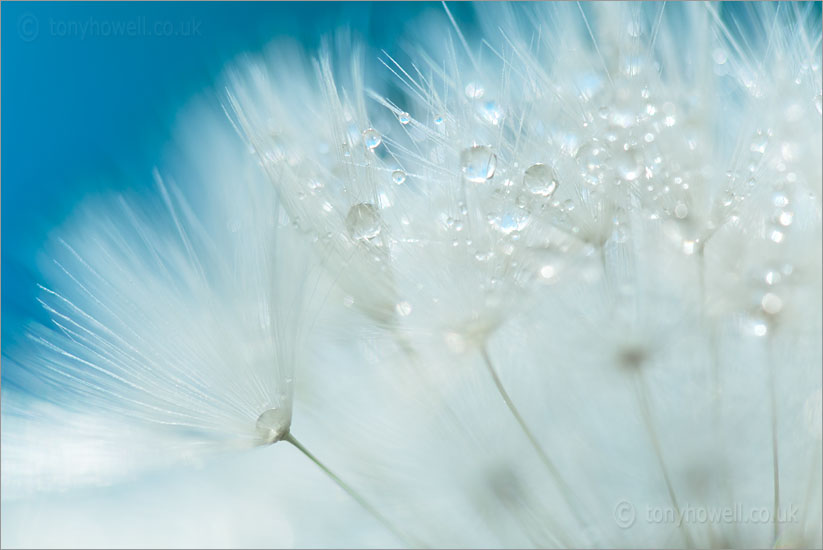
[362,128,382,150]
[346,203,383,242]
[256,408,291,444]
[523,163,558,197]
[461,145,497,183]
[392,170,407,184]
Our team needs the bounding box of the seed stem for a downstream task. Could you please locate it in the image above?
[480,346,590,535]
[285,432,421,548]
[634,372,695,548]
[766,336,780,543]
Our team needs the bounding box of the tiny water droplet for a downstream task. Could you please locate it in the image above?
[674,203,688,219]
[461,145,497,183]
[764,269,782,286]
[434,115,444,125]
[478,101,504,125]
[761,293,783,315]
[576,142,610,174]
[614,150,640,181]
[362,128,382,150]
[395,301,413,316]
[490,211,530,235]
[391,170,407,184]
[769,227,785,243]
[772,192,790,207]
[465,82,485,99]
[398,112,411,125]
[523,163,559,197]
[540,265,557,280]
[346,203,382,242]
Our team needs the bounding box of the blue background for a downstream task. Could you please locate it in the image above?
[1,2,478,347]
[2,2,818,349]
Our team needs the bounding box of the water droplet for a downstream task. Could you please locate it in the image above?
[461,145,497,183]
[256,408,291,444]
[769,228,785,243]
[539,265,557,280]
[751,320,769,337]
[523,163,559,197]
[346,203,383,242]
[761,293,783,315]
[490,211,530,235]
[391,170,407,185]
[674,203,689,219]
[764,269,783,286]
[750,135,768,155]
[614,150,640,181]
[397,112,411,125]
[362,128,382,150]
[712,48,728,65]
[773,192,790,207]
[478,101,504,125]
[778,210,794,226]
[465,82,485,99]
[434,115,444,125]
[395,301,413,317]
[576,142,610,174]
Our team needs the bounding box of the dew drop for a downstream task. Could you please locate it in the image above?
[461,145,497,183]
[540,265,557,280]
[751,320,768,337]
[345,203,383,242]
[761,293,783,315]
[395,301,413,317]
[764,269,782,286]
[434,115,444,125]
[614,150,640,181]
[712,48,728,65]
[490,211,530,235]
[576,142,610,174]
[523,163,559,197]
[392,170,407,185]
[465,82,485,99]
[478,101,504,125]
[256,408,291,444]
[772,192,789,207]
[362,128,382,150]
[769,227,785,243]
[397,112,411,125]
[674,202,689,219]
